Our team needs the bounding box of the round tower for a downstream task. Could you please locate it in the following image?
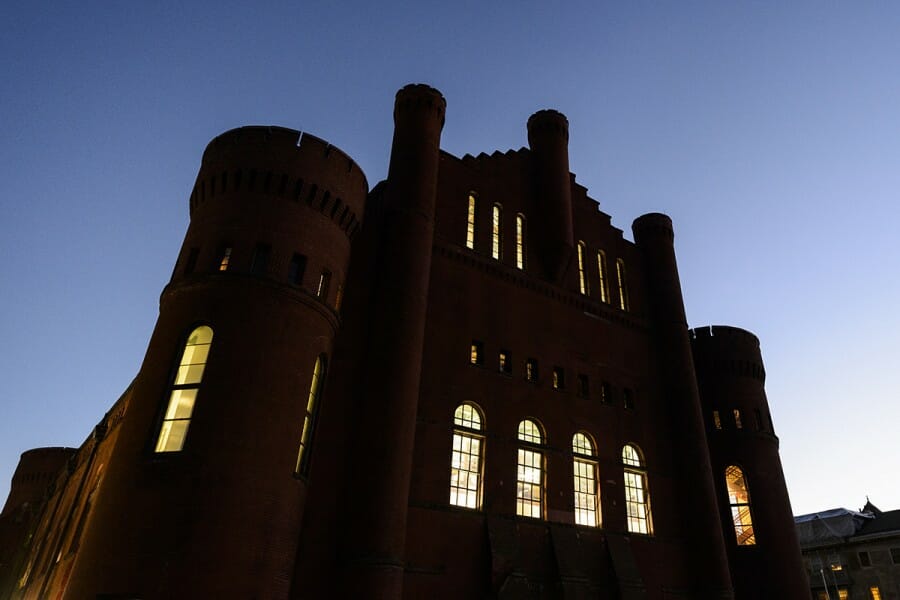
[632,213,735,599]
[340,83,445,599]
[527,109,574,283]
[1,447,75,516]
[62,127,367,599]
[691,325,809,598]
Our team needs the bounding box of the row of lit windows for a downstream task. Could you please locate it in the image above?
[815,588,883,600]
[712,407,772,433]
[449,403,652,533]
[152,326,326,479]
[576,241,629,311]
[181,243,338,307]
[470,341,635,407]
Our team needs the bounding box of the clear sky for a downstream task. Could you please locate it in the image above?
[1,2,898,517]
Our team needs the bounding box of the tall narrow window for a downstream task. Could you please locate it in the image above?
[466,193,476,250]
[288,253,307,285]
[577,242,589,295]
[155,326,214,453]
[449,403,484,509]
[295,355,326,475]
[499,350,511,374]
[622,444,652,534]
[870,587,883,600]
[517,419,544,518]
[525,358,538,382]
[552,367,565,390]
[616,259,629,311]
[217,246,232,271]
[183,247,199,275]
[515,214,526,270]
[725,465,755,545]
[250,243,270,275]
[470,340,483,366]
[317,270,331,299]
[597,250,609,303]
[733,409,743,429]
[573,433,600,527]
[713,410,723,429]
[492,203,502,260]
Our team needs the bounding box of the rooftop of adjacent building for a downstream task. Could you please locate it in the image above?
[795,499,900,547]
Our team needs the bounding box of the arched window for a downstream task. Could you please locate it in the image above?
[155,325,214,453]
[597,250,609,304]
[577,242,589,295]
[466,193,476,250]
[295,355,327,476]
[517,419,544,518]
[492,203,502,260]
[573,432,600,527]
[622,444,652,534]
[725,465,755,545]
[616,258,629,311]
[516,214,526,270]
[449,403,484,509]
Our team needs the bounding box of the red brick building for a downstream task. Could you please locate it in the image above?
[0,84,808,599]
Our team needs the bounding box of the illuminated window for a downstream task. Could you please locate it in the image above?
[466,193,476,250]
[573,433,599,527]
[838,591,848,600]
[492,203,502,260]
[622,444,652,534]
[517,419,544,518]
[870,586,882,600]
[725,465,755,545]
[295,355,326,475]
[577,242,589,295]
[470,341,483,366]
[317,270,331,299]
[552,367,564,390]
[250,243,270,275]
[859,551,871,567]
[525,358,538,382]
[515,214,526,270]
[597,250,609,303]
[217,246,232,271]
[288,253,307,285]
[713,410,722,429]
[155,326,213,453]
[615,259,629,311]
[450,403,484,509]
[733,409,743,429]
[499,350,511,374]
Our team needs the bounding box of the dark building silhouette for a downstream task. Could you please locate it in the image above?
[0,84,809,599]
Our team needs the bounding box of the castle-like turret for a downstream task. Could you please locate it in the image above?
[691,325,810,598]
[59,126,367,599]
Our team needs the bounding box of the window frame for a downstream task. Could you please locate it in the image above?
[449,403,485,510]
[515,213,526,270]
[572,432,600,527]
[615,258,629,311]
[577,241,589,295]
[466,193,477,250]
[491,203,503,260]
[725,464,756,545]
[295,354,327,476]
[622,444,653,535]
[516,419,545,519]
[597,250,609,303]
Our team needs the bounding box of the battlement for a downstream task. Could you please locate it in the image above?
[690,325,765,383]
[527,109,569,141]
[394,83,446,126]
[632,212,674,243]
[690,325,761,349]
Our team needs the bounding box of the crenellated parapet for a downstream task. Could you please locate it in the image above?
[690,325,766,383]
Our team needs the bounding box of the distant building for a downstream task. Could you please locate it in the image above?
[0,84,809,599]
[796,500,900,599]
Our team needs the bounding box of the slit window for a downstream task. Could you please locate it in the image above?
[295,355,326,476]
[734,409,743,429]
[516,419,544,518]
[516,214,526,270]
[713,410,722,429]
[601,381,612,404]
[216,246,232,271]
[449,403,484,509]
[317,270,331,299]
[623,444,653,534]
[288,253,307,285]
[525,358,538,382]
[552,367,564,390]
[250,243,271,275]
[616,258,629,311]
[470,341,484,366]
[466,193,476,250]
[725,465,755,545]
[573,433,599,527]
[577,374,589,398]
[499,350,511,374]
[597,250,609,303]
[492,203,502,260]
[577,242,588,295]
[184,247,199,275]
[154,326,214,453]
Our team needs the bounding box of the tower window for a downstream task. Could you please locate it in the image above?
[859,551,871,567]
[870,588,882,600]
[516,419,545,519]
[450,403,484,509]
[597,250,609,303]
[288,253,307,285]
[600,381,612,404]
[573,433,599,527]
[577,374,589,398]
[316,270,331,299]
[615,258,629,311]
[184,247,199,275]
[725,465,755,545]
[466,193,476,250]
[552,367,565,390]
[492,203,502,260]
[295,355,326,476]
[622,444,653,534]
[470,341,484,366]
[250,243,271,275]
[733,409,743,429]
[713,410,722,429]
[577,242,589,295]
[499,350,511,374]
[623,388,634,410]
[216,246,232,271]
[154,325,214,453]
[515,214,526,270]
[525,358,538,382]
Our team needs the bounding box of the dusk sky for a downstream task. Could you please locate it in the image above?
[2,2,899,516]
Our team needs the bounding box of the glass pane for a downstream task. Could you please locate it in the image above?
[164,389,197,420]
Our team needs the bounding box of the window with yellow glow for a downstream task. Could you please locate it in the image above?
[492,204,502,260]
[450,403,484,509]
[217,246,232,271]
[597,250,609,303]
[870,587,882,600]
[573,433,600,527]
[295,355,326,476]
[516,214,526,270]
[466,194,476,250]
[155,326,213,453]
[734,409,743,429]
[517,419,544,518]
[577,242,589,295]
[615,258,629,311]
[725,465,755,545]
[622,444,652,534]
[713,410,722,429]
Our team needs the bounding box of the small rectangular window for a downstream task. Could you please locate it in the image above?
[891,547,900,564]
[552,367,564,391]
[577,374,589,398]
[334,285,344,311]
[525,358,538,382]
[754,408,763,431]
[600,381,612,404]
[733,409,743,429]
[859,551,871,567]
[499,350,511,374]
[288,253,307,285]
[316,270,331,299]
[870,587,882,600]
[184,247,199,275]
[623,388,634,410]
[216,245,233,271]
[713,410,722,429]
[470,341,484,366]
[250,244,271,275]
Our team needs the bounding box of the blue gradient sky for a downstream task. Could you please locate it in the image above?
[2,2,898,516]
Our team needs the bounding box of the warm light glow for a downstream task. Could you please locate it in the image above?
[577,242,588,295]
[492,204,502,260]
[870,587,882,600]
[295,355,326,475]
[733,408,743,429]
[517,419,544,518]
[597,250,609,303]
[622,444,652,534]
[466,194,476,250]
[725,465,755,545]
[616,258,629,311]
[573,433,599,527]
[450,403,483,509]
[155,326,213,453]
[515,214,525,270]
[218,247,232,271]
[713,410,722,429]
